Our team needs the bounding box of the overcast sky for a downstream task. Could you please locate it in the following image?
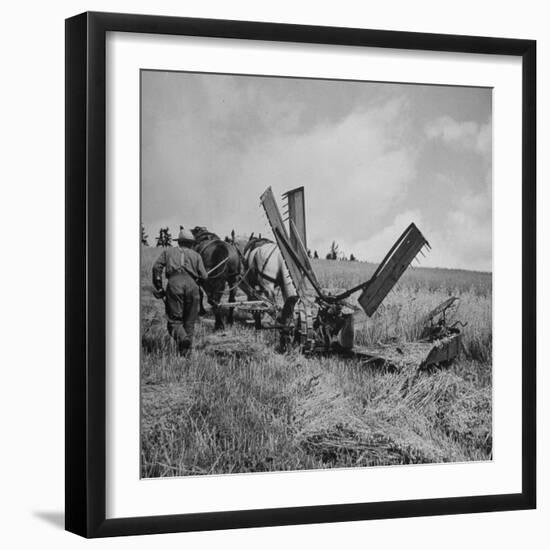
[141,70,492,271]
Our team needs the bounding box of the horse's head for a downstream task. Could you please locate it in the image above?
[191,226,221,247]
[191,226,207,238]
[232,236,249,255]
[241,232,273,255]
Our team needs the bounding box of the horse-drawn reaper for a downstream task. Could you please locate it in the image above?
[158,187,463,370]
[227,186,464,370]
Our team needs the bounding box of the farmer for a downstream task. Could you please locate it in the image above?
[152,227,208,353]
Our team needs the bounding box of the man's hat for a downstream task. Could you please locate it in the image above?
[177,226,195,243]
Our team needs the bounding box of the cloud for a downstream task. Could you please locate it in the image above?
[425,115,491,156]
[235,98,418,251]
[415,186,491,272]
[143,94,419,260]
[344,174,492,272]
[336,210,423,263]
[141,72,492,271]
[200,74,305,136]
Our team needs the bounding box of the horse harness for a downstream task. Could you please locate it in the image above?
[193,233,279,307]
[254,244,278,285]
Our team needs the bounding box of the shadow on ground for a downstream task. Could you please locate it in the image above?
[33,510,65,530]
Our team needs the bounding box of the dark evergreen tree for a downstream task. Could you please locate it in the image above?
[326,241,339,260]
[156,227,173,247]
[141,223,149,246]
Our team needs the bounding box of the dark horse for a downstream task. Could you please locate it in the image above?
[191,226,242,330]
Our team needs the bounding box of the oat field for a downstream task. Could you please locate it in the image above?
[141,247,492,478]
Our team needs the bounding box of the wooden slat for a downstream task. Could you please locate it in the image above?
[359,224,427,316]
[289,218,320,288]
[260,187,308,296]
[420,296,458,325]
[283,186,307,251]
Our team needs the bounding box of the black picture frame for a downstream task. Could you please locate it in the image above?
[65,11,536,538]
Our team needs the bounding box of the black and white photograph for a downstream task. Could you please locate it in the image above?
[140,70,493,478]
[0,0,544,544]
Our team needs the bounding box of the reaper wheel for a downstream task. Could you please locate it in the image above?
[293,300,316,352]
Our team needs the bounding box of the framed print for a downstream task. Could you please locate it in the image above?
[65,11,536,538]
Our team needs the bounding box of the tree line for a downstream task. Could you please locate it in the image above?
[142,224,358,261]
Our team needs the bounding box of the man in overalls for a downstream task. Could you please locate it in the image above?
[152,227,208,353]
